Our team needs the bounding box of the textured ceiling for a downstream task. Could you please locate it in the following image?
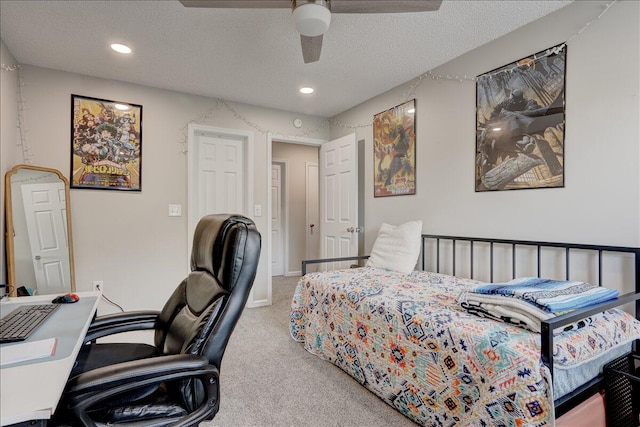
[0,1,572,117]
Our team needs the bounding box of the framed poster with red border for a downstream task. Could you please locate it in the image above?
[373,99,416,197]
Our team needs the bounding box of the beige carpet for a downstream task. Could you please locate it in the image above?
[202,275,417,427]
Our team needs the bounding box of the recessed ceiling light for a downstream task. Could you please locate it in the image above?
[111,43,132,54]
[300,87,314,94]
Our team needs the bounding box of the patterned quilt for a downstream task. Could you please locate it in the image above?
[289,267,640,427]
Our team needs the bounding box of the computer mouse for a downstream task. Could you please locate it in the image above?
[52,293,79,304]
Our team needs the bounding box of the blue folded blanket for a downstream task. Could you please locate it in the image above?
[471,277,619,313]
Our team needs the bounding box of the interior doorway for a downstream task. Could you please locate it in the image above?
[270,141,319,277]
[266,133,326,305]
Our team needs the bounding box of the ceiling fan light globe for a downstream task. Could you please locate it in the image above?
[293,3,331,37]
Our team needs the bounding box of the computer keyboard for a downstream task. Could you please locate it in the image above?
[0,304,60,343]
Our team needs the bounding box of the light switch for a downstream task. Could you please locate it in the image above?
[254,204,262,217]
[168,204,182,217]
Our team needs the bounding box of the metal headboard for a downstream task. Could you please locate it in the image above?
[421,234,640,309]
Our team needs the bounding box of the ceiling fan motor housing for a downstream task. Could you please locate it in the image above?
[293,0,331,36]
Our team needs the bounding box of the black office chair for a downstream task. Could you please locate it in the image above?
[53,214,261,426]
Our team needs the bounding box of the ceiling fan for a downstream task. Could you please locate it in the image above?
[179,0,443,63]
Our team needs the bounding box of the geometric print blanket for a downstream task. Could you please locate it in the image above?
[289,267,640,426]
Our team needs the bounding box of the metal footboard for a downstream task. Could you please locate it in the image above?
[301,255,370,276]
[421,234,640,416]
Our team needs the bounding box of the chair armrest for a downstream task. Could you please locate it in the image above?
[65,354,219,427]
[85,310,160,342]
[301,255,370,275]
[66,354,214,396]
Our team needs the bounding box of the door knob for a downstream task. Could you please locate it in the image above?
[35,255,41,260]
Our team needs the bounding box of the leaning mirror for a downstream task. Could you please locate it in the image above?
[5,164,75,295]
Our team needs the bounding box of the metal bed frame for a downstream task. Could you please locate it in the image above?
[301,234,640,417]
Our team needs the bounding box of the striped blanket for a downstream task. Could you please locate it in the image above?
[457,277,619,332]
[472,277,619,312]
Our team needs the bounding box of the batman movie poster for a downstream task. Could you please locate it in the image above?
[70,94,142,191]
[476,44,566,191]
[373,99,416,197]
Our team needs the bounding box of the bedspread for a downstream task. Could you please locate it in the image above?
[289,267,640,426]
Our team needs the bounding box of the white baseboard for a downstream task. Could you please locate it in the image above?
[285,271,301,277]
[247,298,271,308]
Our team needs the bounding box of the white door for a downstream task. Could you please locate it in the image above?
[21,182,70,294]
[189,125,259,306]
[188,125,253,266]
[305,161,320,273]
[320,133,358,271]
[271,163,284,276]
[196,134,244,216]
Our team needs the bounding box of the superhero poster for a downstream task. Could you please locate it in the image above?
[373,99,416,197]
[70,94,142,191]
[476,43,566,191]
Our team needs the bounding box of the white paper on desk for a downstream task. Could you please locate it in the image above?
[0,338,57,366]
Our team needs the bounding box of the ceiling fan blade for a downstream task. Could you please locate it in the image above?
[331,0,442,13]
[301,35,323,64]
[179,0,290,8]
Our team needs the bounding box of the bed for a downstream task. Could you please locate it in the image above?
[290,234,640,426]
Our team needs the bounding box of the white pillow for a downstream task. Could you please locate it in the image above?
[366,220,423,274]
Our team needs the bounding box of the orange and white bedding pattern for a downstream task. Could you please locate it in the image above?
[290,267,640,426]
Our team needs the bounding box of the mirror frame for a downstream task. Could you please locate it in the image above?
[5,164,76,295]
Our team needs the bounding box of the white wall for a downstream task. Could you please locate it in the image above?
[0,40,19,285]
[331,1,640,254]
[2,64,328,312]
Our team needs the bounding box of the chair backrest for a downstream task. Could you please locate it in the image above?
[154,214,261,367]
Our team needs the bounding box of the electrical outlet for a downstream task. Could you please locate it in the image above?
[93,280,104,292]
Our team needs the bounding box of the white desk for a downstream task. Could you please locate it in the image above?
[0,292,100,426]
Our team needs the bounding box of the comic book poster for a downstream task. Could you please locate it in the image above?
[476,44,566,191]
[70,94,142,191]
[373,99,416,197]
